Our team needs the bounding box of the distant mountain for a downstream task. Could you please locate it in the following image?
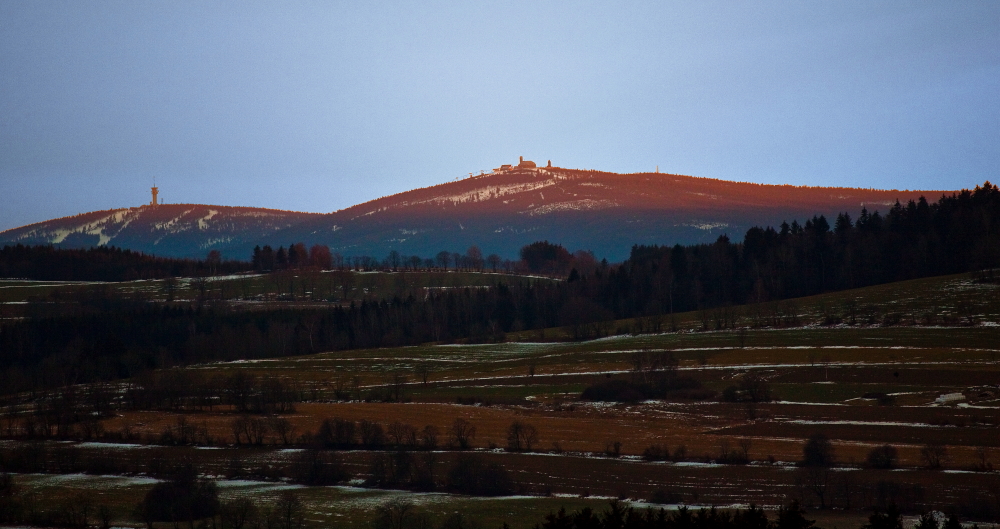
[0,205,321,259]
[263,166,949,261]
[0,166,951,261]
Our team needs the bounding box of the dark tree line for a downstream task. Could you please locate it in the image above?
[0,244,249,282]
[607,182,1000,315]
[530,502,813,529]
[251,242,333,271]
[525,502,975,529]
[1,183,997,396]
[0,282,568,395]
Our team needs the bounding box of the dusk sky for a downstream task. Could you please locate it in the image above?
[1,1,998,232]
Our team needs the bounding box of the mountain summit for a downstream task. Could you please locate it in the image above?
[0,165,948,260]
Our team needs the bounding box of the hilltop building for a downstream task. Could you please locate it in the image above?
[493,156,549,173]
[151,186,159,207]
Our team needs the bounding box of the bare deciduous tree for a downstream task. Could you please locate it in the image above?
[506,421,538,451]
[387,422,417,447]
[920,443,947,469]
[421,425,439,449]
[450,418,476,450]
[269,417,295,445]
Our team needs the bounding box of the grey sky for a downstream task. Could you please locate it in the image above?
[2,1,998,231]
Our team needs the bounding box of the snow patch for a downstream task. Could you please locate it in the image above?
[934,393,966,405]
[683,222,729,231]
[528,199,619,216]
[198,210,219,230]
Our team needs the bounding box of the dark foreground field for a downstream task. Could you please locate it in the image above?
[1,272,999,528]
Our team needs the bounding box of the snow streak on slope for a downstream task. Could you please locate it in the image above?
[411,180,562,207]
[0,205,323,258]
[281,166,950,260]
[528,199,620,216]
[1,166,952,260]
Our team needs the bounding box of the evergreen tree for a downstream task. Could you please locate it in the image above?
[775,501,815,529]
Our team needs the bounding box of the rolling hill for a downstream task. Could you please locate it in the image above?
[0,165,950,260]
[0,205,322,259]
[261,165,948,260]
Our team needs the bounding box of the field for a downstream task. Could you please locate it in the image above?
[0,268,547,309]
[1,272,999,528]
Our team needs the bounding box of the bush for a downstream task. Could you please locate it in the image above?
[445,455,513,496]
[801,434,834,467]
[776,500,815,529]
[289,450,348,486]
[316,418,355,448]
[862,504,903,529]
[370,498,433,529]
[642,445,669,461]
[316,418,357,448]
[137,466,219,524]
[867,445,898,469]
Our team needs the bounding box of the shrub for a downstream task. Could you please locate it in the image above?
[137,466,219,524]
[289,450,348,486]
[445,455,513,496]
[316,418,355,448]
[370,498,433,529]
[642,445,669,461]
[801,434,834,467]
[867,445,898,469]
[861,504,903,529]
[776,500,816,529]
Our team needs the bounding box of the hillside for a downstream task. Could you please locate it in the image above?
[0,204,322,259]
[0,166,951,260]
[249,166,951,260]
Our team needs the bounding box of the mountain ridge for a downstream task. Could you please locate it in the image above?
[0,166,953,260]
[0,204,323,259]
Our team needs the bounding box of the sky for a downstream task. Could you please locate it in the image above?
[1,1,998,231]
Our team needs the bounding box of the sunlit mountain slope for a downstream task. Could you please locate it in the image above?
[0,167,950,260]
[0,205,322,259]
[264,166,948,260]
